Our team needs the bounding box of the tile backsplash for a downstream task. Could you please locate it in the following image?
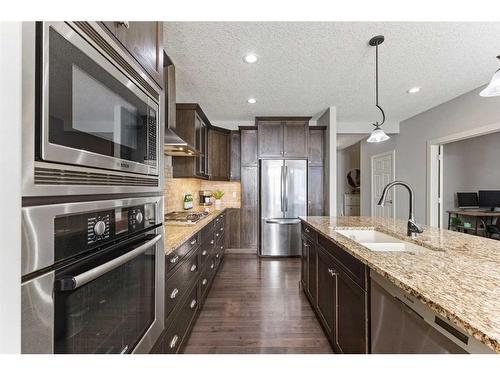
[164,164,241,212]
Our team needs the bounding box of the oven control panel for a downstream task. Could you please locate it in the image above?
[54,203,157,262]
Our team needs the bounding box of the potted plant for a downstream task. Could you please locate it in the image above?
[213,190,224,207]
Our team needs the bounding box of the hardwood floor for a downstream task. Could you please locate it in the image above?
[183,254,333,354]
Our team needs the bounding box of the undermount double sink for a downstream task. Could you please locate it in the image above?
[334,229,427,253]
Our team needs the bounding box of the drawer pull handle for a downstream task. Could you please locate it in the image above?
[220,245,223,250]
[216,233,220,237]
[220,227,224,232]
[170,288,179,299]
[190,239,197,246]
[190,264,197,272]
[169,335,178,349]
[210,240,214,244]
[190,299,197,309]
[202,278,207,286]
[170,255,179,264]
[210,263,214,269]
[216,254,219,259]
[202,250,208,256]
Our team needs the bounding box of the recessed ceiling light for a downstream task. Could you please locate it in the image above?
[247,98,257,104]
[407,87,421,94]
[243,54,258,63]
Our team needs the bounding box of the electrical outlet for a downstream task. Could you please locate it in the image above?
[232,191,237,198]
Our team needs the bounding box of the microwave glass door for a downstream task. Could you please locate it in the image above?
[54,233,157,354]
[45,25,158,173]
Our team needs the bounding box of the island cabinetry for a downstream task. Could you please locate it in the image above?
[300,222,369,353]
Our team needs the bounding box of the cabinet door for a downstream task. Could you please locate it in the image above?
[229,131,241,180]
[240,166,258,248]
[308,166,324,216]
[307,241,317,304]
[195,115,208,178]
[208,129,229,181]
[283,121,308,157]
[316,247,337,339]
[334,269,368,353]
[240,207,258,248]
[309,128,325,166]
[113,22,163,87]
[301,238,308,288]
[258,121,283,158]
[241,129,258,166]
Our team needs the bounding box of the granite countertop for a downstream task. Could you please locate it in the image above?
[164,205,238,255]
[299,215,500,353]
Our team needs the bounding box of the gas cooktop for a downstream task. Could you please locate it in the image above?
[165,211,209,225]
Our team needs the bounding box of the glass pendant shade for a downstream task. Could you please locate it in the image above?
[480,69,500,97]
[367,127,390,143]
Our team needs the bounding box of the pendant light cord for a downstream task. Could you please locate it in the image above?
[374,41,386,127]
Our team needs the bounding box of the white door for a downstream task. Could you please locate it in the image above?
[371,151,395,218]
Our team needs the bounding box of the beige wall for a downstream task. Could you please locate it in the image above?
[164,164,241,212]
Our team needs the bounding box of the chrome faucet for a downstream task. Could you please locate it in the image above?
[377,181,423,238]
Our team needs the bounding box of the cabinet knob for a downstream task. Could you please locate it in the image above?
[170,288,179,299]
[190,264,197,272]
[202,250,208,256]
[170,255,179,264]
[117,21,130,29]
[190,299,197,309]
[210,240,215,244]
[169,335,179,349]
[202,278,208,286]
[190,238,197,246]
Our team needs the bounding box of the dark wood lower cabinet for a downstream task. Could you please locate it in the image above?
[152,211,226,353]
[301,222,369,353]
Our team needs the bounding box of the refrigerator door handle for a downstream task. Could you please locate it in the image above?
[280,165,285,212]
[284,165,288,212]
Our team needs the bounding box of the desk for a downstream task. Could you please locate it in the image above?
[447,210,500,236]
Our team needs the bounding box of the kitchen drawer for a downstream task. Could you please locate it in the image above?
[213,226,223,252]
[163,285,199,354]
[302,222,316,242]
[317,233,367,290]
[199,237,213,269]
[166,232,200,275]
[165,248,200,319]
[200,221,215,243]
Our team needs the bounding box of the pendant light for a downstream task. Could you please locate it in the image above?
[367,35,390,143]
[480,55,500,97]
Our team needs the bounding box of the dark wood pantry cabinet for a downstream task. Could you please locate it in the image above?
[100,21,163,88]
[308,126,326,216]
[300,222,369,353]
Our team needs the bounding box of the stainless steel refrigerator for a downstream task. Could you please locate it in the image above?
[260,159,307,256]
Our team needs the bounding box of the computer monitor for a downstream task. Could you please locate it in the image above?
[457,192,479,208]
[478,190,500,210]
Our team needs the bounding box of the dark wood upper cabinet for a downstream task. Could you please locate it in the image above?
[256,117,310,158]
[316,246,337,339]
[283,120,309,157]
[308,127,326,166]
[172,104,210,179]
[240,127,258,166]
[208,127,230,181]
[229,131,241,180]
[257,120,283,158]
[100,21,163,88]
[334,269,368,354]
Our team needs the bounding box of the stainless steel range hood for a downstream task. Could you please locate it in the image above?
[164,128,199,156]
[164,57,199,157]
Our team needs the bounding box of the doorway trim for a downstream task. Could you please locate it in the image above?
[427,121,500,227]
[370,149,396,218]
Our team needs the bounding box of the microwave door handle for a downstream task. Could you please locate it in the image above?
[56,234,161,291]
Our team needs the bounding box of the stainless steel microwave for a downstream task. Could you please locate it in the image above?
[22,22,163,197]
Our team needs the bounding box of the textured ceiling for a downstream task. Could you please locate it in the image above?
[163,22,500,123]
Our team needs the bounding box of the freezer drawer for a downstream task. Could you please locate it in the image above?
[260,218,301,256]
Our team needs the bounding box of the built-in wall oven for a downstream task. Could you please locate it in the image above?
[22,22,163,197]
[21,196,164,353]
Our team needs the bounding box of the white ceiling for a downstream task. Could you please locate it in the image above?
[163,22,500,124]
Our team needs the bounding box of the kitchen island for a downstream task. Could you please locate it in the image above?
[299,216,500,354]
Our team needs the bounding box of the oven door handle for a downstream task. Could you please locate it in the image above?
[56,234,162,291]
